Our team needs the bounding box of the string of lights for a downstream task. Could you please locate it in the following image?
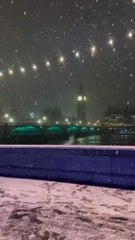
[0,30,134,78]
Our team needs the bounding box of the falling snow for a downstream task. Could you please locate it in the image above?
[0,0,134,121]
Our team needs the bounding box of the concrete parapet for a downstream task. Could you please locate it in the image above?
[0,145,135,189]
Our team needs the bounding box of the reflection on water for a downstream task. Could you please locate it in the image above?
[42,134,135,145]
[74,135,101,145]
[64,135,135,146]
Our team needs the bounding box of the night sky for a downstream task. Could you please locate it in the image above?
[0,0,135,121]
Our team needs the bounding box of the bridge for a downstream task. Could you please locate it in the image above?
[0,123,135,144]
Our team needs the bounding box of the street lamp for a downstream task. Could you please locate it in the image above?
[43,116,47,121]
[9,118,14,123]
[37,119,42,124]
[4,113,9,119]
[65,118,69,123]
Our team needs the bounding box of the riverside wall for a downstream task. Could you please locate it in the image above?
[0,145,135,189]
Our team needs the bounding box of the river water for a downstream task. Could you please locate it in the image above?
[63,134,135,146]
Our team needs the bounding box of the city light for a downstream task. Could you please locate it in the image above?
[3,114,14,123]
[78,96,83,101]
[9,118,14,123]
[90,46,96,57]
[46,61,51,67]
[108,38,114,46]
[37,119,42,124]
[74,51,80,58]
[59,56,65,63]
[20,67,26,73]
[8,69,14,75]
[4,113,9,118]
[127,31,133,39]
[0,71,3,77]
[32,64,37,70]
[0,29,133,77]
[43,116,47,121]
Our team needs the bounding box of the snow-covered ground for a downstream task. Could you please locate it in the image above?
[0,177,135,240]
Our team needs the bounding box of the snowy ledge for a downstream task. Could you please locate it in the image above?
[0,145,135,189]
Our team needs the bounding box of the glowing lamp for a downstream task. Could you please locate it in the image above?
[78,96,83,101]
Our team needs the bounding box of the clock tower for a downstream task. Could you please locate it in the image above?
[77,83,87,124]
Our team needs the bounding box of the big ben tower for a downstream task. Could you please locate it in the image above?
[77,83,87,124]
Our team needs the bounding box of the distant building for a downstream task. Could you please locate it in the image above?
[77,83,87,124]
[104,106,134,126]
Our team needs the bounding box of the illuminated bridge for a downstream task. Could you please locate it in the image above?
[0,123,96,144]
[0,123,135,144]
